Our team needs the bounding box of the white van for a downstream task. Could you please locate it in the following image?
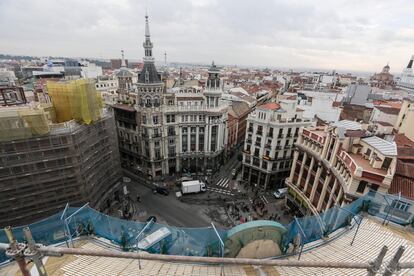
[273,187,288,199]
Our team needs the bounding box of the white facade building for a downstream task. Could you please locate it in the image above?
[397,55,414,93]
[95,75,119,105]
[242,96,313,190]
[297,90,343,123]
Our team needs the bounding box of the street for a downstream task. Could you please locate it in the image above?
[126,180,212,228]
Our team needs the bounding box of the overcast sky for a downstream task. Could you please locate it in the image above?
[1,0,413,72]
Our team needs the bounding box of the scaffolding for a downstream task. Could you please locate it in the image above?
[0,104,53,142]
[46,79,102,124]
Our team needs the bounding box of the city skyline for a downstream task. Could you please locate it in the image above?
[1,0,413,72]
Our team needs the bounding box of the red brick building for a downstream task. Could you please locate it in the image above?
[227,101,251,152]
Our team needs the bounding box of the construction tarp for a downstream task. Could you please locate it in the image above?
[0,107,50,142]
[47,79,102,124]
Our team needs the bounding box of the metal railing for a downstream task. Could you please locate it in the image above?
[0,226,412,276]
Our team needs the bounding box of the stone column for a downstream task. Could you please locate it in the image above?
[196,126,199,152]
[336,188,344,206]
[330,139,341,166]
[317,174,332,212]
[264,173,270,190]
[303,157,315,193]
[309,163,322,203]
[289,150,299,182]
[326,178,338,211]
[296,152,307,188]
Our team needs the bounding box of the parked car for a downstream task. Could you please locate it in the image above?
[153,186,169,196]
[273,187,288,199]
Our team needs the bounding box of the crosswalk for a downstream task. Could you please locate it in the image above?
[206,187,234,196]
[215,177,230,188]
[260,195,269,204]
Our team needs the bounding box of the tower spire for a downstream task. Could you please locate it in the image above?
[164,51,167,66]
[121,49,126,68]
[143,14,154,63]
[145,13,151,39]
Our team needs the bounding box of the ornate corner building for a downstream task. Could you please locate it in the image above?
[113,16,228,178]
[286,120,397,216]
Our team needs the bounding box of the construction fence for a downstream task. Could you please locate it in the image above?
[0,191,412,264]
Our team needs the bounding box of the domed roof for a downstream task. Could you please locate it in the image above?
[116,68,133,77]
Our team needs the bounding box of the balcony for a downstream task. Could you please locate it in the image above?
[278,134,284,138]
[248,127,253,133]
[162,105,226,114]
[287,133,292,138]
[337,150,391,186]
[246,138,252,144]
[302,129,326,145]
[255,141,261,147]
[276,145,282,150]
[267,133,273,138]
[243,149,251,154]
[265,143,271,149]
[152,133,162,139]
[168,131,176,136]
[256,131,263,136]
[262,155,276,161]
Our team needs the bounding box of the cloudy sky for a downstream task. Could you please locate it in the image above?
[0,0,413,72]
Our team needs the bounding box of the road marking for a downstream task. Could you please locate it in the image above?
[219,179,229,188]
[216,178,224,186]
[261,195,269,204]
[207,187,234,196]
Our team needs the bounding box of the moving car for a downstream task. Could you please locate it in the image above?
[273,187,288,199]
[153,186,169,196]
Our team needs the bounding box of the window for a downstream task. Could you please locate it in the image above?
[268,127,273,137]
[257,125,263,135]
[371,184,379,192]
[356,181,367,193]
[391,200,412,212]
[155,149,161,159]
[382,157,392,170]
[153,115,159,124]
[168,126,175,136]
